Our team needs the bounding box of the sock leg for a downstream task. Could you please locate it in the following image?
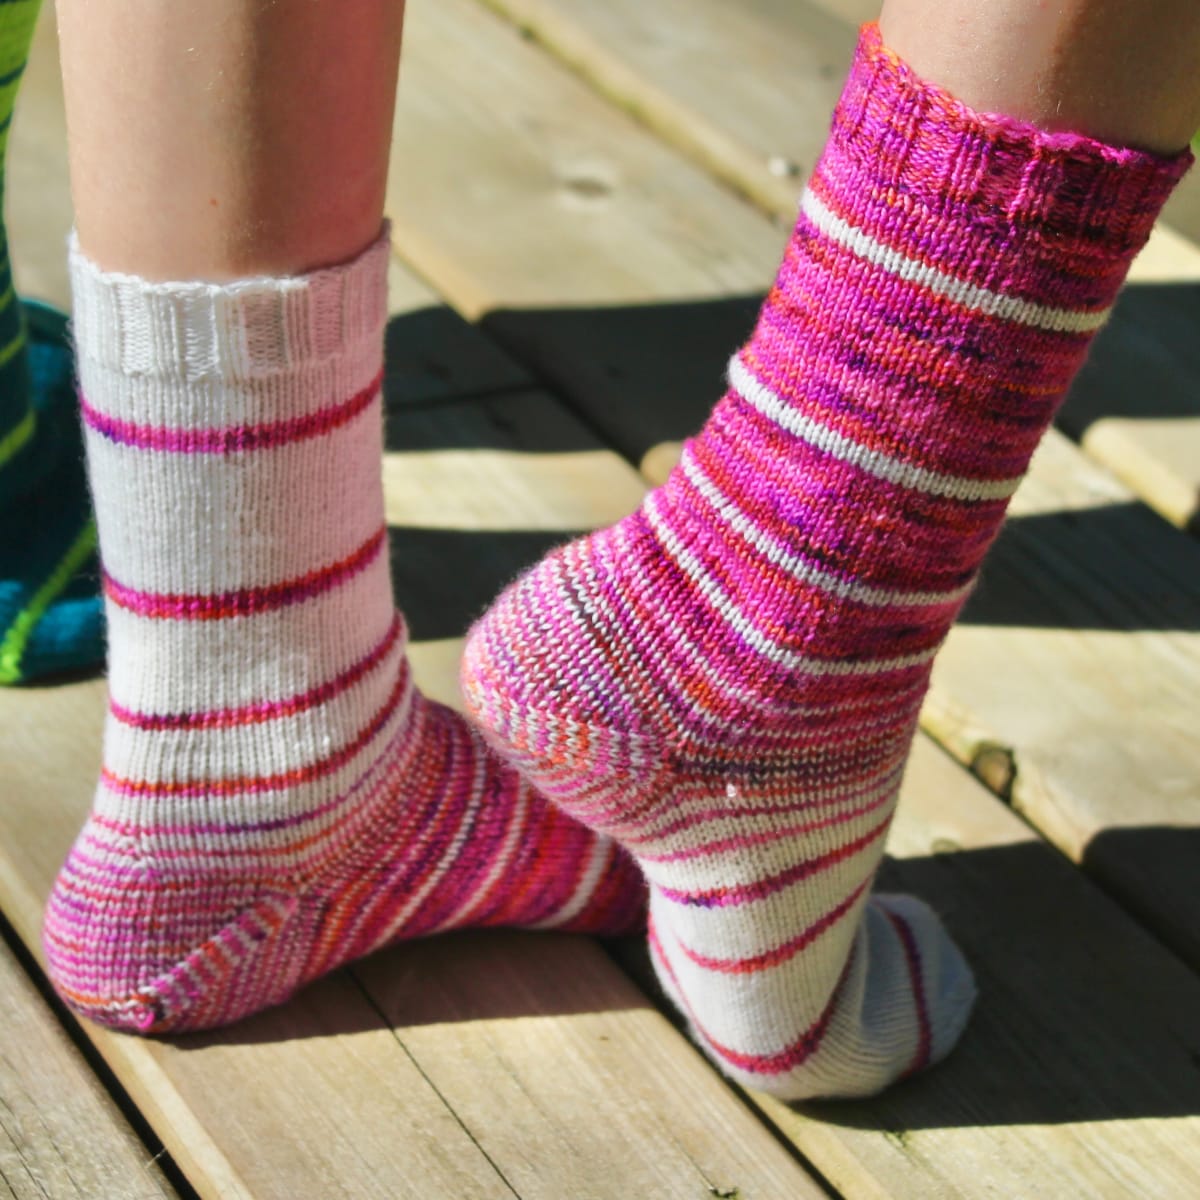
[43,234,644,1034]
[463,25,1189,1100]
[0,1,102,684]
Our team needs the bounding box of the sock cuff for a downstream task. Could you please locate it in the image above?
[68,227,391,384]
[835,23,1191,256]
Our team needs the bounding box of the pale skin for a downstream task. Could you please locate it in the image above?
[58,0,405,280]
[56,0,1200,276]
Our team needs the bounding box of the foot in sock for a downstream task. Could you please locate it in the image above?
[43,233,644,1034]
[462,24,1188,1100]
[0,0,103,685]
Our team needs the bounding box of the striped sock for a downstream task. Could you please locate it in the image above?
[43,232,644,1034]
[462,24,1189,1100]
[0,0,103,684]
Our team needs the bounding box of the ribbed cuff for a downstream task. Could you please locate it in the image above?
[834,24,1191,254]
[69,226,391,383]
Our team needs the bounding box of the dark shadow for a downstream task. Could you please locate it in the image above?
[1059,282,1200,430]
[389,525,582,640]
[383,303,531,408]
[956,502,1200,631]
[179,828,1200,1133]
[1082,824,1200,970]
[482,295,760,462]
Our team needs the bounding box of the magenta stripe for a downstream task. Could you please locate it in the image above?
[103,526,386,620]
[677,880,869,974]
[110,616,404,730]
[81,370,383,454]
[655,815,890,909]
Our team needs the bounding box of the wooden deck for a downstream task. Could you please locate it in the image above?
[4,2,1200,1196]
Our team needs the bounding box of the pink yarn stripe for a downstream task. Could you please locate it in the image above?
[649,913,850,1075]
[654,815,890,908]
[883,906,934,1075]
[80,371,384,454]
[110,616,404,730]
[99,661,409,798]
[675,880,870,974]
[103,526,387,620]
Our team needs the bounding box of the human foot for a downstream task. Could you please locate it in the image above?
[44,233,643,1034]
[463,25,1187,1099]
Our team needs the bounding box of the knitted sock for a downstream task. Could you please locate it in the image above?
[462,24,1189,1100]
[0,0,103,684]
[43,232,644,1034]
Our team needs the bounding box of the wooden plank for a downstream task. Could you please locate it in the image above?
[479,0,1200,534]
[476,0,854,219]
[1057,260,1200,534]
[922,431,1200,968]
[386,0,1200,964]
[0,932,178,1199]
[752,738,1200,1200]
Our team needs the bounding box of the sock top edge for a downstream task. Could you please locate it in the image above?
[843,23,1192,253]
[67,226,391,383]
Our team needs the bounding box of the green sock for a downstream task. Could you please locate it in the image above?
[0,0,103,684]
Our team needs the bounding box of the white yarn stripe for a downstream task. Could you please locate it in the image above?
[728,355,1023,503]
[680,448,972,608]
[355,732,489,952]
[426,775,530,935]
[800,188,1112,334]
[643,494,939,676]
[527,836,616,930]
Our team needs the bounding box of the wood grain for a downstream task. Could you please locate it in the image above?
[0,933,177,1199]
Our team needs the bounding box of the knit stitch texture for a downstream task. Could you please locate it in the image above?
[44,231,644,1033]
[0,0,102,684]
[462,24,1189,1100]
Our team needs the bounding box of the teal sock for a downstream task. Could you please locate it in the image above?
[0,0,103,684]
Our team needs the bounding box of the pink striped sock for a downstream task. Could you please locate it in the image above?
[44,231,644,1034]
[462,25,1189,1100]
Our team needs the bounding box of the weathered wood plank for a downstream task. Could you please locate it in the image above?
[387,0,1200,965]
[1057,262,1200,534]
[0,932,178,1200]
[754,738,1200,1200]
[480,0,1200,534]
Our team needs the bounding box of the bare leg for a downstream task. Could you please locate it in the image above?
[881,0,1200,154]
[45,0,645,1035]
[57,0,405,279]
